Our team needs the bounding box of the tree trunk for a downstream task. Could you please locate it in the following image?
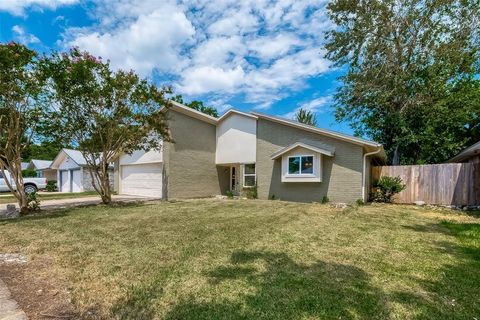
[392,146,401,165]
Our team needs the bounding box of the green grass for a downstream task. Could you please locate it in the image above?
[0,191,98,204]
[0,200,479,319]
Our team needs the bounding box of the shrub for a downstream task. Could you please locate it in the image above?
[46,180,57,192]
[27,191,40,211]
[269,194,276,200]
[356,199,365,206]
[321,196,329,204]
[370,176,406,203]
[226,190,234,199]
[245,185,258,199]
[22,169,37,178]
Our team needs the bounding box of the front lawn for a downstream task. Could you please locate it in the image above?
[0,191,98,204]
[0,200,479,319]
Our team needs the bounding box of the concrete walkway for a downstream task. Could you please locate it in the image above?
[0,279,27,320]
[0,195,161,213]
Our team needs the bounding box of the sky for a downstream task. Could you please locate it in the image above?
[0,0,353,134]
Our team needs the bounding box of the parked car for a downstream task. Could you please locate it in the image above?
[0,170,47,193]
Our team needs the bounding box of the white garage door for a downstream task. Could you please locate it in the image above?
[72,170,82,192]
[60,171,70,192]
[121,164,163,197]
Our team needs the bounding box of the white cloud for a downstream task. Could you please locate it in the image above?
[12,25,40,44]
[0,0,78,16]
[283,96,333,119]
[63,0,333,107]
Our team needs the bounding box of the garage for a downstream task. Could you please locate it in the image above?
[120,163,163,197]
[60,169,82,192]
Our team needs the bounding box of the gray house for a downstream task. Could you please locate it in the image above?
[114,102,385,203]
[449,141,480,164]
[27,159,57,181]
[51,149,113,193]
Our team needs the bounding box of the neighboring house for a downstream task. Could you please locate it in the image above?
[27,159,57,181]
[114,102,385,203]
[448,141,480,163]
[50,148,113,192]
[21,162,29,171]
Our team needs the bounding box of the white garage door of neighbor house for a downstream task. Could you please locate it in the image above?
[121,164,162,197]
[60,171,70,192]
[72,170,82,192]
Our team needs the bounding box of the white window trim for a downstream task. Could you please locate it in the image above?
[242,163,256,188]
[286,155,315,176]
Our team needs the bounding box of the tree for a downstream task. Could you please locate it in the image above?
[22,140,70,161]
[325,0,480,164]
[295,108,317,126]
[171,95,218,117]
[43,48,171,204]
[0,42,46,214]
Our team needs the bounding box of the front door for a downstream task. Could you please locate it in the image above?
[230,166,236,191]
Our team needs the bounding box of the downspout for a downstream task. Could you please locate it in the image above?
[362,148,382,202]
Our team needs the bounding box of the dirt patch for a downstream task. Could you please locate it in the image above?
[0,255,77,319]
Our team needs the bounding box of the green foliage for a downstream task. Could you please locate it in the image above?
[42,48,171,204]
[325,0,480,164]
[321,196,329,204]
[22,169,36,177]
[171,95,218,117]
[295,108,317,126]
[26,191,40,211]
[269,194,276,200]
[356,199,365,206]
[371,176,406,203]
[46,180,57,192]
[22,140,68,162]
[245,185,258,199]
[226,190,234,199]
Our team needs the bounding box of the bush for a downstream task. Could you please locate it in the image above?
[356,199,365,206]
[226,190,234,199]
[22,169,36,177]
[46,180,57,192]
[27,191,40,211]
[370,176,406,203]
[321,196,329,204]
[244,185,258,199]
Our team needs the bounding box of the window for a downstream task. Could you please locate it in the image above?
[288,156,314,175]
[243,163,256,187]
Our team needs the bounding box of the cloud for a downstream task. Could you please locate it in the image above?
[12,25,40,44]
[0,0,78,16]
[283,96,333,119]
[63,0,333,107]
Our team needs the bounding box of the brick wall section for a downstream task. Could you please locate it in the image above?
[256,118,364,203]
[163,110,221,199]
[82,168,114,192]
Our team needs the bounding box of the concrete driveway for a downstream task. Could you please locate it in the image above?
[0,195,161,213]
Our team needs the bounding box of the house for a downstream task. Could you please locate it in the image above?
[448,141,480,163]
[51,148,113,192]
[21,162,29,171]
[114,102,385,203]
[27,159,56,181]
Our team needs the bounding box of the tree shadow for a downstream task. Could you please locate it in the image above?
[162,251,389,320]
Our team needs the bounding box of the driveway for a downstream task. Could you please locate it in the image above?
[0,195,161,213]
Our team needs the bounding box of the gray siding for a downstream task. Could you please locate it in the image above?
[256,118,364,203]
[163,110,221,199]
[82,168,114,192]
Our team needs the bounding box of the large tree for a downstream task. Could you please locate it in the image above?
[325,0,480,164]
[0,42,46,214]
[295,108,317,126]
[43,48,171,204]
[171,95,219,117]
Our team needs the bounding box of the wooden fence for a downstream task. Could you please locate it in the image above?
[372,163,480,206]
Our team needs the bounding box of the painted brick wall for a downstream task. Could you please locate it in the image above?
[256,118,364,203]
[82,168,114,192]
[163,110,221,199]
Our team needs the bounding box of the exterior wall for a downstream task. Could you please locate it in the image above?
[42,169,57,181]
[163,110,221,199]
[256,118,364,203]
[469,155,480,164]
[82,167,114,191]
[216,114,256,164]
[119,149,163,165]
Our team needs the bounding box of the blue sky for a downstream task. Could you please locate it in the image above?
[0,0,352,134]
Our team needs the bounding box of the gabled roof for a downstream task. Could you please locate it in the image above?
[251,111,382,148]
[271,142,335,160]
[21,162,29,170]
[30,159,53,170]
[448,140,480,163]
[51,148,87,169]
[167,100,218,124]
[218,109,258,122]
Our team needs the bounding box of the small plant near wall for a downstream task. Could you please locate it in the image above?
[269,194,276,200]
[226,190,234,199]
[245,185,258,199]
[321,196,329,204]
[46,180,57,192]
[26,192,40,211]
[356,199,365,206]
[370,176,406,203]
